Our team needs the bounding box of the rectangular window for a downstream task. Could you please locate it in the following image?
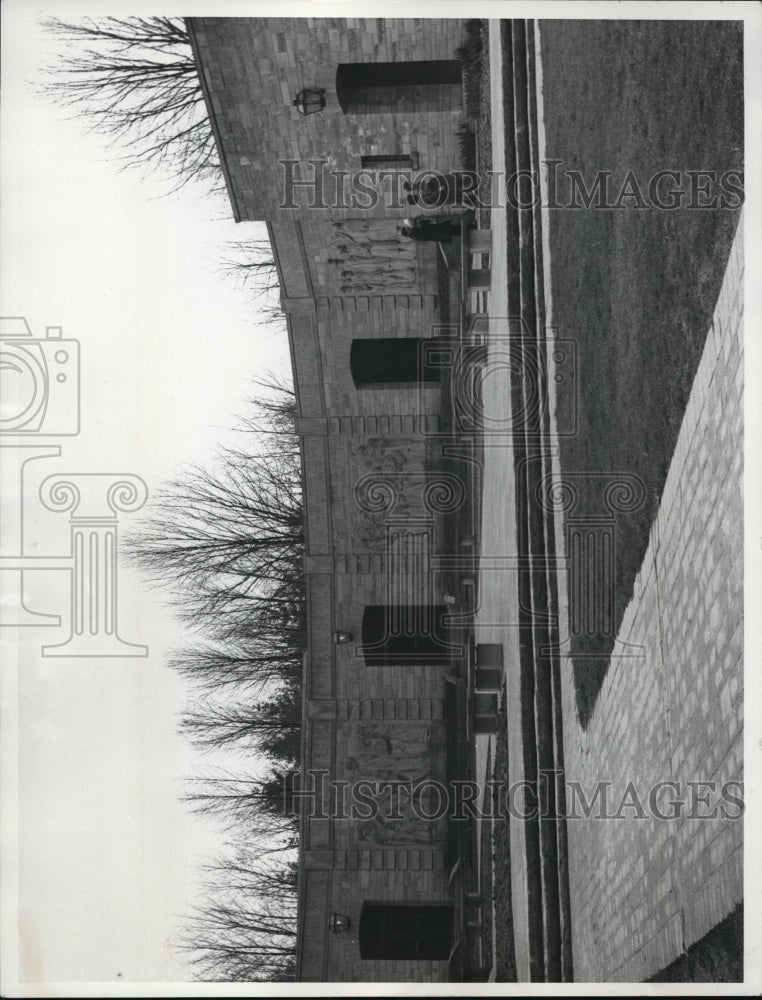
[360,154,412,170]
[337,61,462,115]
[360,902,454,960]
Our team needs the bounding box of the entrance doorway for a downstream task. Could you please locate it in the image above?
[361,604,457,666]
[359,901,454,960]
[350,338,455,387]
[336,61,462,115]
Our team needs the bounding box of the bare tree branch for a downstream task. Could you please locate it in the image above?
[179,686,301,763]
[219,241,281,301]
[183,769,299,836]
[39,16,221,193]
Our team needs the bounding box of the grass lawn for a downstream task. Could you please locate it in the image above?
[647,904,743,983]
[536,20,743,724]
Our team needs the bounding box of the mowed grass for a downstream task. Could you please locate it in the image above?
[537,20,743,724]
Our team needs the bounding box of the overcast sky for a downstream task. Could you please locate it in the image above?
[1,1,291,986]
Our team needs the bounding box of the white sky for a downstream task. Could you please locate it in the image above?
[1,0,291,987]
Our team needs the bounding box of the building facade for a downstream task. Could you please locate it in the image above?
[190,17,488,982]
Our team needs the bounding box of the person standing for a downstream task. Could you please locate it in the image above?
[399,217,463,243]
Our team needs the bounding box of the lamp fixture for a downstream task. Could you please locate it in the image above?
[328,913,351,933]
[293,88,326,115]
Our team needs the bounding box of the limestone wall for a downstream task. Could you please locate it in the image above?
[189,17,469,222]
[273,183,464,984]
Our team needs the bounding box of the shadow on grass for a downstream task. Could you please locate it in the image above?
[648,904,743,983]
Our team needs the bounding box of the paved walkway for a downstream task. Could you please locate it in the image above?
[474,17,532,982]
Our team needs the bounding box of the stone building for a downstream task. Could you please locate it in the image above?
[189,16,491,983]
[189,14,746,985]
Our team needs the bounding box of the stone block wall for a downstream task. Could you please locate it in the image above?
[274,187,463,985]
[272,217,446,396]
[296,699,454,981]
[325,865,451,982]
[298,859,451,982]
[189,17,470,223]
[289,259,462,978]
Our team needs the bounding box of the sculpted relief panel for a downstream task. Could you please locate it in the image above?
[350,437,465,552]
[351,437,416,551]
[319,218,418,293]
[343,722,448,847]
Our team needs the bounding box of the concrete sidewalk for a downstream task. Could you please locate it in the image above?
[474,18,533,983]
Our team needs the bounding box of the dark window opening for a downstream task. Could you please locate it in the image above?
[359,902,454,961]
[361,604,457,666]
[350,338,457,387]
[336,61,462,115]
[360,154,413,170]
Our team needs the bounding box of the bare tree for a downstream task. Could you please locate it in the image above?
[125,381,303,634]
[200,848,298,901]
[184,848,298,981]
[127,380,304,979]
[229,374,300,446]
[184,906,297,982]
[40,16,219,191]
[129,457,303,621]
[168,641,302,697]
[220,240,281,300]
[180,685,301,763]
[184,769,300,836]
